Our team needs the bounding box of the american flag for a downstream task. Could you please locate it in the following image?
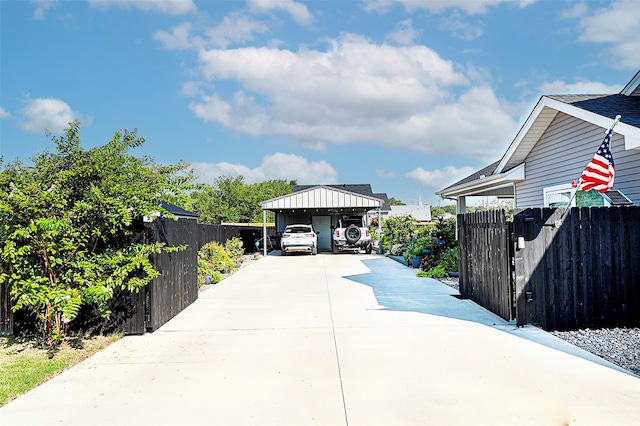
[573,127,616,193]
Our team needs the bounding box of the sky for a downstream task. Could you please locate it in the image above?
[1,0,639,206]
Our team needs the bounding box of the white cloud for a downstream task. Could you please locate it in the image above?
[569,0,640,69]
[385,19,419,46]
[31,0,56,20]
[406,165,476,191]
[248,0,313,25]
[154,13,270,50]
[0,107,10,119]
[191,153,338,185]
[17,97,80,134]
[362,0,397,15]
[154,22,199,51]
[537,80,622,94]
[395,0,519,15]
[88,0,196,16]
[205,12,270,48]
[188,34,517,161]
[368,0,534,15]
[438,11,485,40]
[375,168,396,178]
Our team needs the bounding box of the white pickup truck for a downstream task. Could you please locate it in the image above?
[332,216,373,254]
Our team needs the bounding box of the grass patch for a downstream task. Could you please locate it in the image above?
[0,334,120,407]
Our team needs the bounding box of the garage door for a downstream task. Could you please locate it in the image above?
[312,215,332,251]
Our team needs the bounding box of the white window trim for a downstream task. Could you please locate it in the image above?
[543,183,610,208]
[543,184,575,208]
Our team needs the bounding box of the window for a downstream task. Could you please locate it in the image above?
[543,184,607,208]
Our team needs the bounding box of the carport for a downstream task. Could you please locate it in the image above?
[259,185,386,255]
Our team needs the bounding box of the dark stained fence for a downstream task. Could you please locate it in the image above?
[120,221,275,334]
[459,207,640,331]
[4,221,273,336]
[513,207,640,330]
[198,224,242,249]
[457,210,514,321]
[1,272,12,335]
[144,218,199,331]
[198,224,276,252]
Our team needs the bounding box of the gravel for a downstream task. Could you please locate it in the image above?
[436,277,640,377]
[551,327,640,376]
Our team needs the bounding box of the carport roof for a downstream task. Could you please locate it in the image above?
[260,184,385,211]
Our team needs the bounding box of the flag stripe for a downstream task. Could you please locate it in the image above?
[576,128,615,194]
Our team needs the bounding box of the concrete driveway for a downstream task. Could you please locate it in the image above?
[2,253,640,425]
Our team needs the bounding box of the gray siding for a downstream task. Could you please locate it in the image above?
[275,211,348,233]
[516,112,640,208]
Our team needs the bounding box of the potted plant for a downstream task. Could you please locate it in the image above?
[403,236,432,268]
[440,247,459,277]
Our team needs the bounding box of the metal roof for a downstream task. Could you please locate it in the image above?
[160,201,199,218]
[260,185,383,210]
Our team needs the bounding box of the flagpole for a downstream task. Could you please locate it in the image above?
[554,115,622,228]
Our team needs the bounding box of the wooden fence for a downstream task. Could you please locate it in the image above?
[1,220,275,336]
[120,221,274,334]
[458,207,640,331]
[0,271,12,335]
[457,210,514,321]
[513,207,640,331]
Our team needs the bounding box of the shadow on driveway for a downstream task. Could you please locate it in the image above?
[343,256,636,377]
[343,257,505,326]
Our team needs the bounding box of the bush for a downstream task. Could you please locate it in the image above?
[0,121,193,345]
[426,264,448,278]
[224,237,245,262]
[440,247,459,272]
[383,215,418,247]
[418,217,457,273]
[198,239,245,287]
[403,235,434,261]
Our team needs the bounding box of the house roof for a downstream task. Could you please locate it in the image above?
[293,184,373,197]
[438,161,500,194]
[160,201,199,218]
[387,204,432,222]
[291,184,391,211]
[437,70,640,200]
[546,94,640,128]
[260,184,386,211]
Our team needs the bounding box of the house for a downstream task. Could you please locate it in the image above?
[437,70,640,211]
[144,201,199,222]
[260,184,389,252]
[159,201,199,220]
[377,202,432,225]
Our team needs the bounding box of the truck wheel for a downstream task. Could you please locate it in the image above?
[345,225,361,244]
[365,243,372,254]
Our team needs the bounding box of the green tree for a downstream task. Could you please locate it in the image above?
[431,204,456,217]
[0,121,192,345]
[382,214,418,246]
[388,197,405,205]
[191,176,295,224]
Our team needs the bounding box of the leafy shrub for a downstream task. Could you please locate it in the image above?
[403,236,434,261]
[198,239,245,287]
[0,121,192,345]
[416,270,428,278]
[440,247,459,272]
[383,215,418,246]
[426,264,448,278]
[224,237,245,262]
[419,253,440,271]
[418,217,457,273]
